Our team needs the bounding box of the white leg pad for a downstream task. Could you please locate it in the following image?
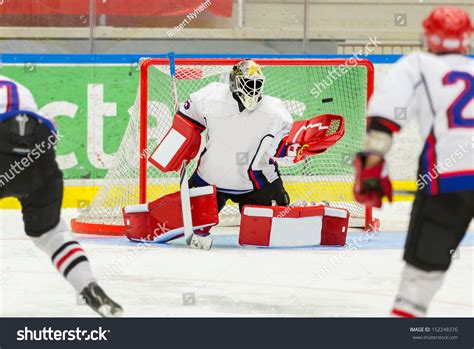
[239,205,349,247]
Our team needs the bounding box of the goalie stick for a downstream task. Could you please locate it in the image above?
[169,52,212,250]
[179,161,213,250]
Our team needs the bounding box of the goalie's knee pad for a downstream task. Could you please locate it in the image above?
[123,186,219,243]
[239,205,349,247]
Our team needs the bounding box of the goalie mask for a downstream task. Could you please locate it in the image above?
[229,60,265,111]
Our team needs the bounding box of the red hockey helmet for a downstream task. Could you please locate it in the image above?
[423,7,472,54]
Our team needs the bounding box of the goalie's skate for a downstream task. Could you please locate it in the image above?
[80,282,123,318]
[190,234,213,250]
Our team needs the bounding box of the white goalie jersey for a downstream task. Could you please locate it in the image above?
[178,82,293,193]
[368,52,473,194]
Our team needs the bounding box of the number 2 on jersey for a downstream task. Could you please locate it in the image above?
[442,71,474,129]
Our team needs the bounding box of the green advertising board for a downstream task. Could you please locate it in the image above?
[0,64,140,180]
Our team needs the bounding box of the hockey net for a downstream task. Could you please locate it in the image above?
[71,57,376,235]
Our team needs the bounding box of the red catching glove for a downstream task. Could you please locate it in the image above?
[353,153,393,208]
[286,114,345,162]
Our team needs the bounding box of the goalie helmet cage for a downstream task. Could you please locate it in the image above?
[71,53,378,236]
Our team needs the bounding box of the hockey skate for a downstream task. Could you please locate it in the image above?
[80,282,123,318]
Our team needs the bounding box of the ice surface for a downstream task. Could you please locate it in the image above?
[1,203,472,317]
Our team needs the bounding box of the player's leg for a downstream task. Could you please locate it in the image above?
[19,155,123,317]
[189,171,229,212]
[391,190,473,317]
[234,178,290,211]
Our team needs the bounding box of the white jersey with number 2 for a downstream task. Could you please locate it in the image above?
[368,52,473,194]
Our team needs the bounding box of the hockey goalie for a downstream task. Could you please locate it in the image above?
[125,59,349,247]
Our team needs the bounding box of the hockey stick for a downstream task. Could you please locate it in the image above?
[179,160,213,250]
[168,52,212,250]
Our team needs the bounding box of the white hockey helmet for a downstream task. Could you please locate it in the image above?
[229,60,265,111]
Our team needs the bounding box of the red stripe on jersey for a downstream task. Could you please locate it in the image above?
[439,169,474,177]
[56,247,84,270]
[426,133,438,195]
[391,308,417,318]
[16,85,21,112]
[248,170,261,190]
[6,84,13,112]
[275,138,288,158]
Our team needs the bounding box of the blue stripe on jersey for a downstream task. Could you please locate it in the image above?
[438,172,474,193]
[191,172,253,194]
[419,131,474,194]
[418,131,438,195]
[275,142,288,158]
[247,134,275,190]
[0,110,57,135]
[249,170,265,189]
[190,172,209,187]
[0,80,19,112]
[216,188,254,194]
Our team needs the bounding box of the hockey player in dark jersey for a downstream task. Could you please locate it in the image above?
[0,76,122,317]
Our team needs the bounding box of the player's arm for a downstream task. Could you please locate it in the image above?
[272,113,345,163]
[148,96,206,172]
[354,54,421,207]
[353,119,399,208]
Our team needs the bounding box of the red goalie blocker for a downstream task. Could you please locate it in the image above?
[122,186,219,243]
[148,113,203,172]
[239,205,349,247]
